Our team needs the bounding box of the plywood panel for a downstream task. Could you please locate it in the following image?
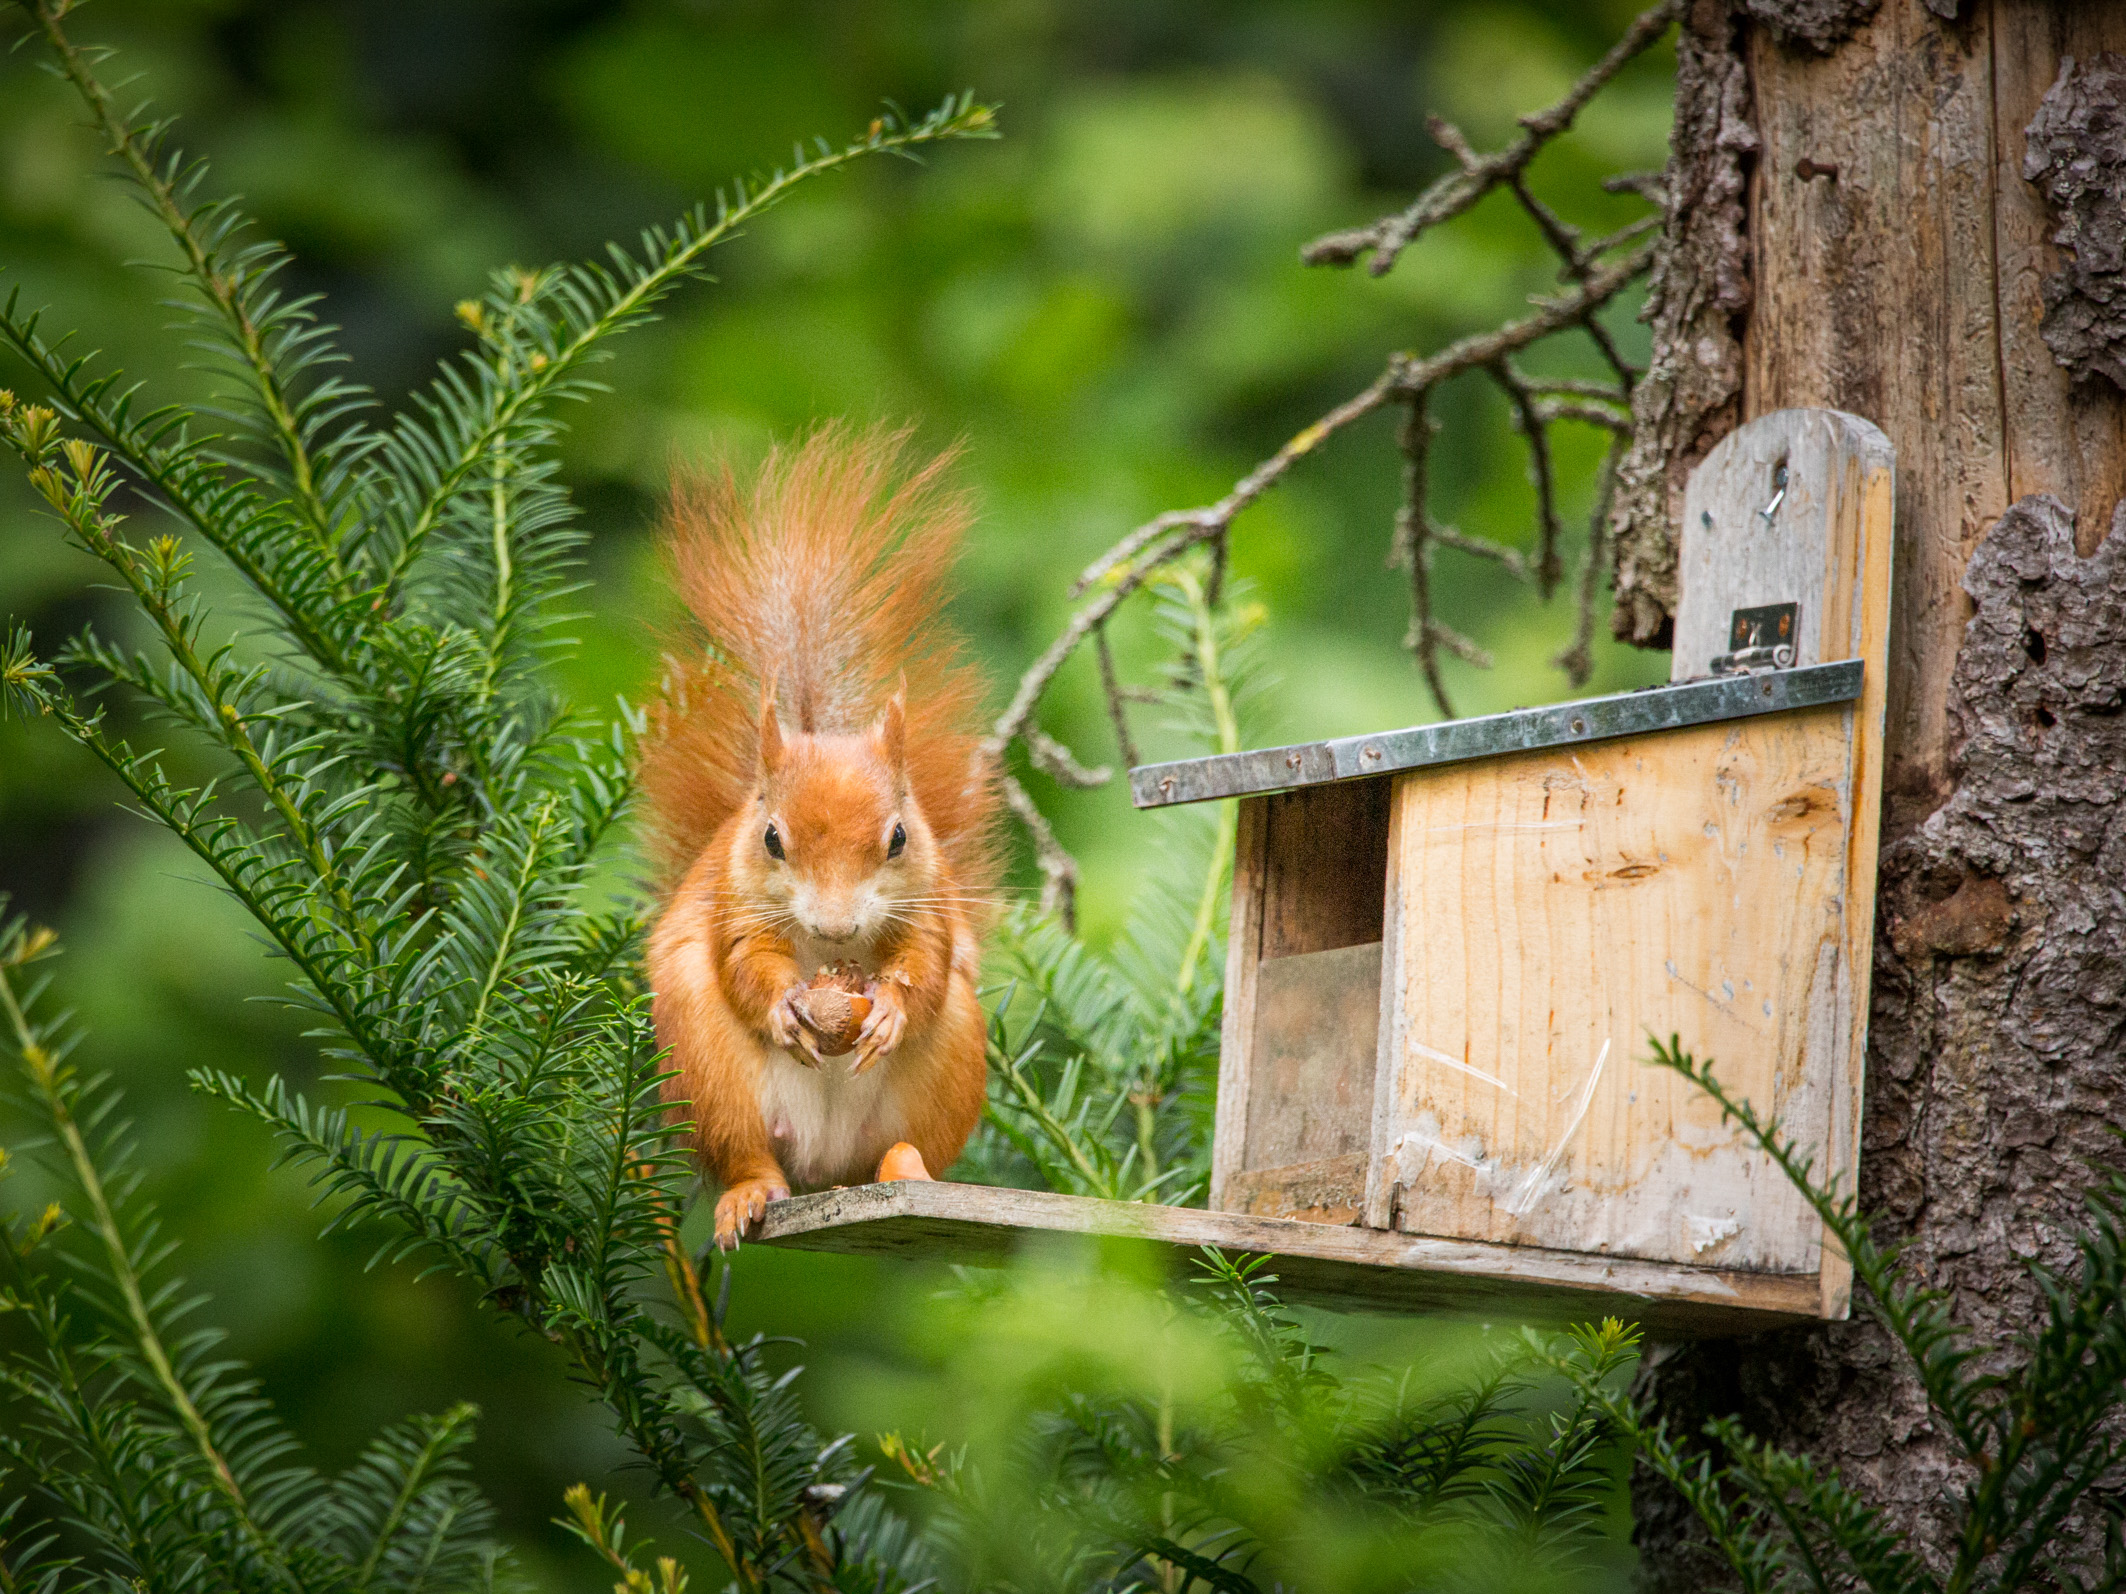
[1259,777,1392,958]
[1366,705,1854,1273]
[1244,942,1380,1170]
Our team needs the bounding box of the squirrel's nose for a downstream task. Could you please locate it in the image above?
[810,916,858,943]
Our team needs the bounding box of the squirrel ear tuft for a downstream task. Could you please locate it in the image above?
[758,688,785,776]
[874,687,906,775]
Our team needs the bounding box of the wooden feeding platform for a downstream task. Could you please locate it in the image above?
[759,409,1896,1338]
[755,1180,1825,1338]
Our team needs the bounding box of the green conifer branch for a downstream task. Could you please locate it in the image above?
[24,0,351,565]
[0,324,359,676]
[378,95,997,590]
[0,415,374,952]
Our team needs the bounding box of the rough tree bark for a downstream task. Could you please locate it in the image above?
[1618,1,2126,1583]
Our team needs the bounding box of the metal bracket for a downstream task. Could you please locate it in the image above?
[1129,658,1862,808]
[1710,602,1799,676]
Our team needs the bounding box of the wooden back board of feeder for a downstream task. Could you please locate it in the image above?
[755,407,1893,1337]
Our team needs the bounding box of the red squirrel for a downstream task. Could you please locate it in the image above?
[638,426,1001,1249]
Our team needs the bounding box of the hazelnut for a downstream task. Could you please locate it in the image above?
[795,961,872,1055]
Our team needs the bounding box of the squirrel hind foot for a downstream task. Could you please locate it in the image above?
[713,1177,790,1251]
[875,1142,932,1183]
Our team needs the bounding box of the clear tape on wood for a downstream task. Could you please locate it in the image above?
[1408,1039,1518,1096]
[1505,1039,1610,1218]
[1390,1122,1487,1177]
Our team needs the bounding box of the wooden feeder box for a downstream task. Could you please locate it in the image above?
[759,409,1894,1337]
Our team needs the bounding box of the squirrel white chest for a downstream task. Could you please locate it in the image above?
[758,1048,907,1187]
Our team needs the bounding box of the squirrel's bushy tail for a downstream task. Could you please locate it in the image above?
[638,424,1001,896]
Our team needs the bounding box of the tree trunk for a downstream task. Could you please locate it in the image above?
[1619,1,2126,1583]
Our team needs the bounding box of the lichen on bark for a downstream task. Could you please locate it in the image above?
[2023,52,2126,391]
[1608,0,1755,647]
[1632,494,2126,1586]
[1738,0,1880,55]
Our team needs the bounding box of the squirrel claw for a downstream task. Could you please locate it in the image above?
[713,1177,790,1251]
[851,982,907,1074]
[768,988,823,1067]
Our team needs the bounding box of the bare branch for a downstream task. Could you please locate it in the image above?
[1429,617,1496,669]
[1302,0,1679,277]
[1554,435,1626,686]
[1535,396,1633,430]
[1000,772,1077,930]
[1428,523,1530,577]
[1095,625,1142,771]
[1602,169,1670,205]
[1580,211,1665,260]
[1393,396,1455,717]
[1524,376,1632,401]
[989,5,1671,917]
[1491,361,1565,597]
[1024,727,1111,789]
[1511,173,1590,279]
[1391,241,1655,395]
[1001,236,1653,765]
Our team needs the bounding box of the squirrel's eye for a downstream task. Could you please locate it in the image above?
[764,823,785,861]
[887,821,907,859]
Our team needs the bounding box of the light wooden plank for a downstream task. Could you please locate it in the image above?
[1674,407,1893,1313]
[1365,764,1411,1230]
[1822,415,1894,1318]
[1673,407,1894,681]
[1369,706,1854,1272]
[752,1179,1821,1338]
[1208,796,1267,1211]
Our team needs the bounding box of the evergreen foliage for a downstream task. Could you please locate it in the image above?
[882,1251,1641,1594]
[970,567,1267,1205]
[0,2,990,1587]
[1553,1039,2126,1594]
[1,910,517,1594]
[0,12,1656,1588]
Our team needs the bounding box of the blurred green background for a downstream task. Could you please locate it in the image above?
[0,0,1673,1584]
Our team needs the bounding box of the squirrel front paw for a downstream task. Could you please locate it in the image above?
[767,985,823,1067]
[851,980,907,1075]
[714,1177,790,1251]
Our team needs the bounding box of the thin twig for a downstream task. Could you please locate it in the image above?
[1000,771,1078,930]
[1490,361,1565,597]
[1301,0,1680,276]
[1524,376,1632,401]
[1095,625,1142,771]
[1553,435,1625,687]
[1393,396,1454,716]
[990,2,1674,914]
[1535,396,1632,430]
